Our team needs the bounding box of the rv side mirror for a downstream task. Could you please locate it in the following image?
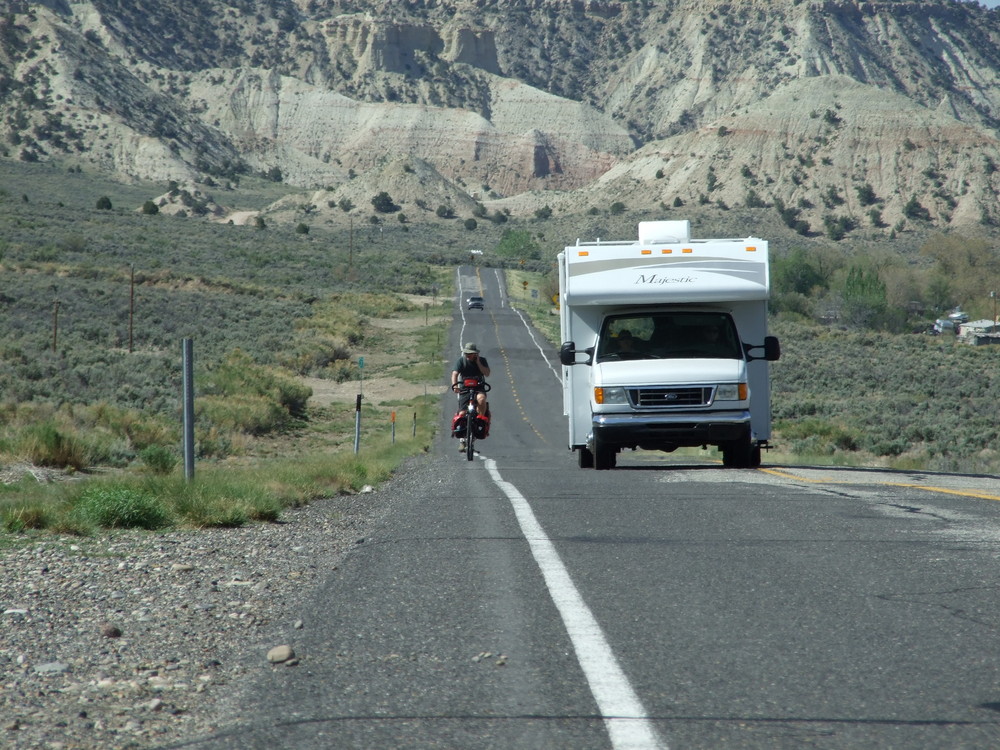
[559,342,578,366]
[745,336,781,362]
[559,342,593,366]
[764,336,781,361]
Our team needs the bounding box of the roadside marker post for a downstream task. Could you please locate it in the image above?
[354,394,361,454]
[354,356,365,454]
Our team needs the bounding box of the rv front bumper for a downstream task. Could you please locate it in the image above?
[591,410,751,449]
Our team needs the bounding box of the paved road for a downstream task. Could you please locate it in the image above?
[179,267,1000,749]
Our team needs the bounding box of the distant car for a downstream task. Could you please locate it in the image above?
[467,296,484,310]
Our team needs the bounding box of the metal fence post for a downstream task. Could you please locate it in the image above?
[182,338,195,481]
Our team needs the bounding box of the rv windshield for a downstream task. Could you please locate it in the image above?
[596,312,743,362]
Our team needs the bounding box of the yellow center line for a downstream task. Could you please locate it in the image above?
[759,468,1000,502]
[478,268,547,444]
[759,468,832,482]
[882,482,1000,502]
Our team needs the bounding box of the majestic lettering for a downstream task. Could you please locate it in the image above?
[635,274,696,285]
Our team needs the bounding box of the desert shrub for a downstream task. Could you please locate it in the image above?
[2,504,50,532]
[72,484,172,529]
[371,192,398,213]
[284,341,352,375]
[18,422,86,469]
[203,349,311,419]
[903,195,930,220]
[194,425,233,459]
[495,229,541,260]
[89,403,177,450]
[328,361,356,382]
[139,444,178,474]
[197,394,288,436]
[775,417,859,453]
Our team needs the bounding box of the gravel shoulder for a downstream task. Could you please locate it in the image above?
[0,482,394,749]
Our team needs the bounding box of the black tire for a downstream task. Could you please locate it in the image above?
[722,433,753,468]
[578,447,594,468]
[465,411,475,461]
[593,436,616,470]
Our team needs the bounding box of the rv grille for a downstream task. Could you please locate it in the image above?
[628,386,712,408]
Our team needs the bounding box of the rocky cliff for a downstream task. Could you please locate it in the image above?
[2,0,1000,233]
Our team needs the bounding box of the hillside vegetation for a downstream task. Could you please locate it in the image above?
[2,161,1000,536]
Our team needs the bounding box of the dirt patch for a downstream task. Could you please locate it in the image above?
[301,295,452,407]
[303,375,440,406]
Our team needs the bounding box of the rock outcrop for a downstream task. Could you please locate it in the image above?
[2,0,1000,231]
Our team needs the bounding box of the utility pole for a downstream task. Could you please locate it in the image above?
[129,264,135,353]
[182,339,195,481]
[51,298,59,353]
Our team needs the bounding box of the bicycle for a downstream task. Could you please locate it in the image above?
[451,377,491,461]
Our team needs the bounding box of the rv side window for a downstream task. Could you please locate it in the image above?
[597,313,743,361]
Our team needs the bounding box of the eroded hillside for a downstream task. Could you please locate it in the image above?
[2,0,1000,232]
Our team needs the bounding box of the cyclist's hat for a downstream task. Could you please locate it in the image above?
[463,342,479,354]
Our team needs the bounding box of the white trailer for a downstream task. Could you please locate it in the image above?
[558,220,780,469]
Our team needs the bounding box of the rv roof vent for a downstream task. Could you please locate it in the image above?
[638,220,690,244]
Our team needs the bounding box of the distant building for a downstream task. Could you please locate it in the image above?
[958,319,1000,345]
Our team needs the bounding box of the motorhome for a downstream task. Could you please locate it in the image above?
[558,220,780,469]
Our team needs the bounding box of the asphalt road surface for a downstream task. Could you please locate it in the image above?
[174,267,1000,749]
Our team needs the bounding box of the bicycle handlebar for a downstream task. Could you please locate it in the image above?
[452,380,491,393]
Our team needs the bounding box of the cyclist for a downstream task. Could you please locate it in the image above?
[451,342,491,416]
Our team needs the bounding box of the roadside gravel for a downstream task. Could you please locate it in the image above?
[1,485,388,750]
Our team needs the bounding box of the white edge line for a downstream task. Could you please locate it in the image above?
[508,304,561,384]
[484,458,667,750]
[456,267,468,341]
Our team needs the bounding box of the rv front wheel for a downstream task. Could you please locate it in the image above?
[578,447,594,469]
[722,433,753,468]
[593,437,617,470]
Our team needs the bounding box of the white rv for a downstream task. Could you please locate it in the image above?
[558,220,780,469]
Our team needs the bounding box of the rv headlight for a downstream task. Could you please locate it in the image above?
[594,386,628,405]
[716,383,748,401]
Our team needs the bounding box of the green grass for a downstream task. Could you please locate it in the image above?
[1,427,432,534]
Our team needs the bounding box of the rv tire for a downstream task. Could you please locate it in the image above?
[578,447,594,469]
[593,437,616,470]
[722,433,753,468]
